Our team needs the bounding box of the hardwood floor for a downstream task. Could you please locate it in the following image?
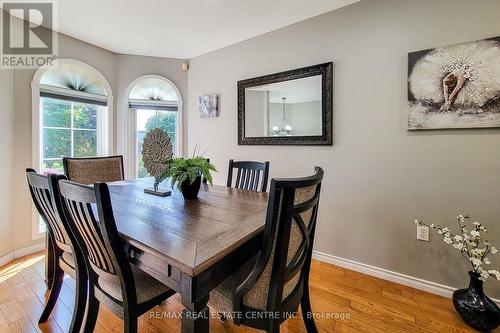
[0,252,490,333]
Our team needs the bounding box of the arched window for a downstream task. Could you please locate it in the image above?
[31,59,113,238]
[124,75,182,178]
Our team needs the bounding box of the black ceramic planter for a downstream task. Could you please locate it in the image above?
[452,271,500,332]
[180,175,201,199]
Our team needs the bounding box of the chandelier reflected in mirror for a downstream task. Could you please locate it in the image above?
[272,97,293,136]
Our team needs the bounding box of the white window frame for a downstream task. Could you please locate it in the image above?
[31,59,114,240]
[120,75,183,179]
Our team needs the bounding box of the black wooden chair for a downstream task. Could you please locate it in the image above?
[210,167,324,333]
[63,155,125,184]
[227,159,270,192]
[57,179,175,333]
[26,169,87,333]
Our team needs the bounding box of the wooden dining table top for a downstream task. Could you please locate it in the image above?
[107,178,269,276]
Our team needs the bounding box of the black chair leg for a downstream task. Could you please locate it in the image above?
[83,292,100,333]
[301,280,318,333]
[69,263,87,333]
[124,310,138,333]
[38,264,64,324]
[266,324,280,333]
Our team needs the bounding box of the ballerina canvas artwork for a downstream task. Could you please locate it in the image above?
[408,36,500,130]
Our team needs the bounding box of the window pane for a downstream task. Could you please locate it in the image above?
[42,97,71,128]
[74,130,97,157]
[73,102,97,129]
[136,110,177,178]
[42,158,63,173]
[43,128,71,159]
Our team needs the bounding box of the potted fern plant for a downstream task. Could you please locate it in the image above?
[156,155,216,199]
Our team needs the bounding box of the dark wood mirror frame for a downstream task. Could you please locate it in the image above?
[238,62,333,146]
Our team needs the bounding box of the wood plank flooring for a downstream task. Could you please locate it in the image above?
[0,252,491,333]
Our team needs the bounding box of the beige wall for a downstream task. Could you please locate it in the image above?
[8,21,187,253]
[187,0,500,297]
[0,70,13,257]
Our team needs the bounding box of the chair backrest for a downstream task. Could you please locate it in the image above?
[58,180,133,290]
[63,155,124,185]
[227,159,270,192]
[235,167,323,312]
[26,169,71,252]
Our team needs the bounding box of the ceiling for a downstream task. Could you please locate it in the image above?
[6,0,359,59]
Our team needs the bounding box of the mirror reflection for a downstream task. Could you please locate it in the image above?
[244,75,322,137]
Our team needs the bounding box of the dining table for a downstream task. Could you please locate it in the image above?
[47,177,269,333]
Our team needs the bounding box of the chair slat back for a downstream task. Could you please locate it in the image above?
[227,159,270,192]
[26,169,70,248]
[63,155,124,185]
[59,180,117,276]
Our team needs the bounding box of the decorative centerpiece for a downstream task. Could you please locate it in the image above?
[414,215,500,332]
[156,152,216,199]
[142,128,173,196]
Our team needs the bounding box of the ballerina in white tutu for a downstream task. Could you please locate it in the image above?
[409,39,500,114]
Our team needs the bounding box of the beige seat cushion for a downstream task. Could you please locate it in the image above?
[61,251,75,269]
[97,264,170,304]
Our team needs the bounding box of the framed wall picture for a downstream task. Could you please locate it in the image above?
[199,94,219,118]
[408,36,500,130]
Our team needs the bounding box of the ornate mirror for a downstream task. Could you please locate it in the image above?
[238,62,333,145]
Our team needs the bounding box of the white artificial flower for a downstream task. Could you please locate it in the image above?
[453,243,463,250]
[488,270,500,280]
[453,235,463,242]
[438,230,443,235]
[471,258,482,267]
[473,222,480,226]
[491,247,498,254]
[443,237,453,244]
[471,230,480,237]
[484,258,491,265]
[480,271,490,281]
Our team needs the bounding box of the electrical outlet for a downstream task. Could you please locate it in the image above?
[417,224,430,241]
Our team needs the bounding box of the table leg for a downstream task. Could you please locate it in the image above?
[180,270,211,333]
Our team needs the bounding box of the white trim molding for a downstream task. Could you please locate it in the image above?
[0,242,45,268]
[312,250,500,305]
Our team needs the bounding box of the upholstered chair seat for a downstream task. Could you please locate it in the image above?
[60,251,76,271]
[97,263,171,304]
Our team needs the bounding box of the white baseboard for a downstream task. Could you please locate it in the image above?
[312,250,500,305]
[0,252,14,268]
[0,241,45,268]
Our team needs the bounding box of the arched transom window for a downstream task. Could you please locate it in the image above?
[126,75,182,178]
